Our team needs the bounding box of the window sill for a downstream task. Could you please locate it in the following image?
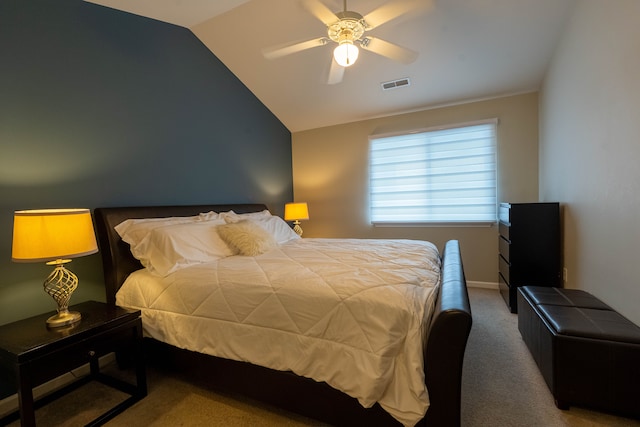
[371,221,497,228]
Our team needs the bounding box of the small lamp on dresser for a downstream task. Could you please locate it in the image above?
[11,208,99,328]
[284,202,309,237]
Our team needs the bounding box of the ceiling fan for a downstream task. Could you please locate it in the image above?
[262,0,426,84]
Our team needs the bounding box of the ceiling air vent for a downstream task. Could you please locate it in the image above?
[381,77,411,91]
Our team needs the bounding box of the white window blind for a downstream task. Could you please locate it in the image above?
[369,121,497,224]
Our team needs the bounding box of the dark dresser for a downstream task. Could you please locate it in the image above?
[498,202,561,313]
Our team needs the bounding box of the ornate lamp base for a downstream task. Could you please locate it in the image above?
[47,309,82,327]
[44,260,82,328]
[292,220,304,237]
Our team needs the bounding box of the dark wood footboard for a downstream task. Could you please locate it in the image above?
[94,205,472,426]
[421,240,473,426]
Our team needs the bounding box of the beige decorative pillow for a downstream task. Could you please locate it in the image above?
[216,220,277,256]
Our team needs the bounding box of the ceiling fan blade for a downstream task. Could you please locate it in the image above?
[361,37,418,64]
[302,0,339,26]
[363,0,432,29]
[263,37,328,60]
[327,58,345,85]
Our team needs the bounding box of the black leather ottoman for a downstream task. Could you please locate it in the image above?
[518,286,640,418]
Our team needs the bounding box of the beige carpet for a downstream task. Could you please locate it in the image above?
[5,288,640,426]
[461,288,640,427]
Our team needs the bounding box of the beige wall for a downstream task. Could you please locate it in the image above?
[292,92,539,284]
[539,0,640,325]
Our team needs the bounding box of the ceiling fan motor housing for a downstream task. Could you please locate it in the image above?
[327,11,367,44]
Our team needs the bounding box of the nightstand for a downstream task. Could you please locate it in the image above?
[0,301,147,426]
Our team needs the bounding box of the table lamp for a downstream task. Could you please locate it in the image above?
[12,209,98,328]
[284,202,309,237]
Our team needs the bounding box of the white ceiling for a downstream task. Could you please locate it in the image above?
[85,0,576,132]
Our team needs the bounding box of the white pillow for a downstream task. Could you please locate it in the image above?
[198,211,219,221]
[218,209,272,223]
[130,220,233,276]
[116,215,199,246]
[216,220,277,256]
[115,212,227,247]
[251,216,300,244]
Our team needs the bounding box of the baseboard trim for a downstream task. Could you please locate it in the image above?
[468,280,499,290]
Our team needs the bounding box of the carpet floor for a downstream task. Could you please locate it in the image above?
[4,288,640,426]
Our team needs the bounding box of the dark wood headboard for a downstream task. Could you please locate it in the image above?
[93,204,268,306]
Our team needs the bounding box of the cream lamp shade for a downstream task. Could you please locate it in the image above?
[12,209,98,262]
[284,203,309,237]
[284,203,309,222]
[12,208,98,327]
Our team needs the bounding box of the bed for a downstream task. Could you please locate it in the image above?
[94,203,472,427]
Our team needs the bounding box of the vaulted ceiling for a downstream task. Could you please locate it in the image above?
[85,0,576,132]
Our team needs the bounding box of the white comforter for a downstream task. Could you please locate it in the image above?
[116,238,441,426]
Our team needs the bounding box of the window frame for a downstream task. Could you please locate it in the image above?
[368,119,499,227]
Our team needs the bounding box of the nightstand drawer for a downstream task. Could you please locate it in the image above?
[28,318,139,386]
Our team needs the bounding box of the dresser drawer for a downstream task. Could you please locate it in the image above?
[499,221,510,240]
[498,273,515,311]
[499,203,511,224]
[499,254,510,283]
[499,235,510,262]
[499,272,510,291]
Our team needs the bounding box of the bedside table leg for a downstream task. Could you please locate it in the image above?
[16,364,36,427]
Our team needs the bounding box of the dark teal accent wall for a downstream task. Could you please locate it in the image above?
[0,0,293,325]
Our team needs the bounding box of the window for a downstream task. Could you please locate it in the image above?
[369,120,497,224]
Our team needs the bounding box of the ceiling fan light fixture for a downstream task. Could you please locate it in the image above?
[263,0,420,84]
[334,40,359,67]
